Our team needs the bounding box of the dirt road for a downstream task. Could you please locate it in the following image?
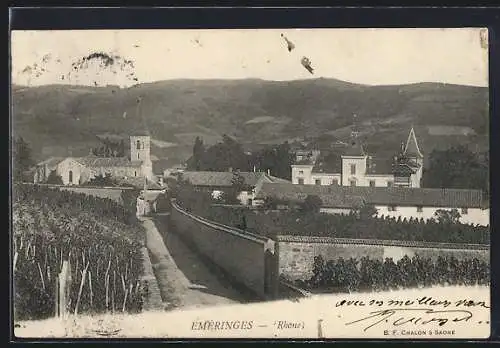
[141,216,245,311]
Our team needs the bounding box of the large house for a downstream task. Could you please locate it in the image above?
[291,128,424,188]
[180,170,291,206]
[254,183,490,226]
[33,135,156,186]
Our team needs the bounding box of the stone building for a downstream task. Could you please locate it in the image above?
[33,135,154,186]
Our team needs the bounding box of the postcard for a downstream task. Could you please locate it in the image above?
[11,28,490,340]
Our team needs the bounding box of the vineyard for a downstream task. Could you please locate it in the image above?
[297,255,490,293]
[12,184,146,320]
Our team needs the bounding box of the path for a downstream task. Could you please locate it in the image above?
[141,216,245,311]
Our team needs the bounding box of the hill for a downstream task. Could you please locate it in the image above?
[11,78,489,169]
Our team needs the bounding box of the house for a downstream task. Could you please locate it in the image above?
[291,128,424,188]
[179,170,291,206]
[33,135,156,186]
[254,183,490,226]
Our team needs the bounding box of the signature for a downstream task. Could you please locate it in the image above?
[345,308,473,332]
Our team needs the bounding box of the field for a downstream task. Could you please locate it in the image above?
[12,184,146,321]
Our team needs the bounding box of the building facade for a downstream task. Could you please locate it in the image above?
[255,183,490,226]
[291,128,424,188]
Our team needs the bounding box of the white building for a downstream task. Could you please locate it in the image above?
[291,128,424,188]
[33,134,155,186]
[254,183,489,226]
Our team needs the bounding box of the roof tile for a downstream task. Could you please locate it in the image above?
[255,183,486,209]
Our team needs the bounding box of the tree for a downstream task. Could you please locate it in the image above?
[12,137,34,182]
[187,136,205,171]
[85,173,117,187]
[434,209,461,224]
[300,195,322,214]
[356,203,378,220]
[224,171,248,204]
[45,170,63,185]
[423,145,488,194]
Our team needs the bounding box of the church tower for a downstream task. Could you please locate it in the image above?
[402,127,424,188]
[130,135,153,179]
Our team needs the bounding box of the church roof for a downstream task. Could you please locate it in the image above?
[36,157,64,169]
[404,127,423,158]
[74,156,143,168]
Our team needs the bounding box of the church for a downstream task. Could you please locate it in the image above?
[33,135,154,186]
[291,128,424,188]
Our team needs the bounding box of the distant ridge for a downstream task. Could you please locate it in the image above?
[12,78,488,166]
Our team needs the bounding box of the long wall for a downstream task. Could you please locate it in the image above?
[278,235,490,281]
[169,201,279,299]
[20,183,135,204]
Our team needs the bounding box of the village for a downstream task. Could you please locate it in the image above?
[29,125,489,227]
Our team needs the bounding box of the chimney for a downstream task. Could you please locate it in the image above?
[267,169,271,176]
[253,165,256,173]
[228,167,233,173]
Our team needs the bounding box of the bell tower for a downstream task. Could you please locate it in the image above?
[130,135,151,162]
[130,135,153,179]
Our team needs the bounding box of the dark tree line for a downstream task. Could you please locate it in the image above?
[12,136,34,182]
[423,145,489,196]
[91,138,126,158]
[173,180,489,244]
[186,135,295,180]
[301,255,489,293]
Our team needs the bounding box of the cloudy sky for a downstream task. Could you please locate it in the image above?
[10,28,488,87]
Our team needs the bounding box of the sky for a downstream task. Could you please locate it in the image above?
[10,28,488,88]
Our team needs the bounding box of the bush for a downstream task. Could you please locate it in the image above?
[304,255,490,293]
[45,170,63,185]
[300,195,322,214]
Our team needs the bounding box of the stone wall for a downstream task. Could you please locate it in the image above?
[29,183,135,204]
[170,201,278,299]
[277,235,490,281]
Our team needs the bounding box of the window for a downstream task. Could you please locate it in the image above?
[298,178,304,185]
[350,180,356,187]
[134,171,137,177]
[388,205,397,212]
[331,179,338,186]
[137,153,140,160]
[136,140,141,149]
[417,206,423,213]
[247,199,253,206]
[350,164,356,175]
[68,170,73,184]
[461,207,468,215]
[369,180,375,187]
[387,181,393,187]
[299,170,304,175]
[315,179,321,185]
